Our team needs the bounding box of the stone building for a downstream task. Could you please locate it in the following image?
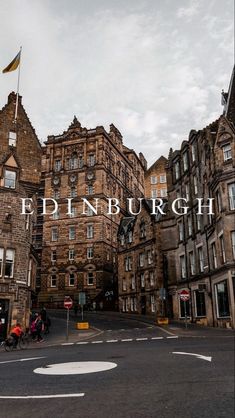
[164,67,235,328]
[38,119,146,309]
[117,200,165,316]
[0,92,41,337]
[144,155,168,199]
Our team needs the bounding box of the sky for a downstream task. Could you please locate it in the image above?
[0,0,234,166]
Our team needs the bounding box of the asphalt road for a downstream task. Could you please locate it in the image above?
[0,313,234,418]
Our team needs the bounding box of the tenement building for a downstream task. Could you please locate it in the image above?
[117,200,165,316]
[165,67,235,328]
[0,92,41,337]
[38,119,146,309]
[144,155,168,199]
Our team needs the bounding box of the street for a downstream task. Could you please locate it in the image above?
[0,312,234,418]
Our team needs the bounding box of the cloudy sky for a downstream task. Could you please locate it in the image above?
[0,0,234,166]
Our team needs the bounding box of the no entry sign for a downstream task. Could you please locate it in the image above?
[179,289,190,302]
[64,296,73,309]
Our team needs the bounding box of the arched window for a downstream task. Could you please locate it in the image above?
[68,153,78,170]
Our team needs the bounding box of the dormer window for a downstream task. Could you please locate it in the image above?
[4,169,16,189]
[223,144,232,161]
[183,151,188,171]
[175,161,180,180]
[9,131,16,147]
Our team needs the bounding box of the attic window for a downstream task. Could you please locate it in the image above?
[223,144,232,162]
[9,131,16,147]
[4,170,16,189]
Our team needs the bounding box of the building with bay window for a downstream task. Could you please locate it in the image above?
[0,92,42,337]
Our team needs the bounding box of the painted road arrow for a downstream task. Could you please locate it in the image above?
[172,352,212,362]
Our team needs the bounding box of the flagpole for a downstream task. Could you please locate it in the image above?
[14,46,22,123]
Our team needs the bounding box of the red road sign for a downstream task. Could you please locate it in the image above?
[179,289,190,302]
[64,296,73,309]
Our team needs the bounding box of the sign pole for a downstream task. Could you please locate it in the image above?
[81,304,84,321]
[66,307,69,341]
[184,300,187,329]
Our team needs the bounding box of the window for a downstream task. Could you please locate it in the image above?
[52,209,59,220]
[9,131,16,146]
[131,275,135,290]
[219,235,226,264]
[69,207,76,218]
[4,249,15,278]
[51,227,58,242]
[87,225,93,239]
[189,251,195,275]
[53,189,60,199]
[87,272,94,285]
[198,247,204,273]
[27,258,33,287]
[194,290,206,317]
[51,275,57,287]
[87,247,93,259]
[160,175,166,183]
[175,161,180,180]
[140,222,146,238]
[223,144,232,161]
[180,299,190,318]
[151,176,157,184]
[191,143,196,162]
[196,215,201,231]
[86,207,94,217]
[69,273,75,286]
[216,190,222,213]
[179,221,184,241]
[130,297,135,312]
[215,280,230,317]
[140,273,145,288]
[88,154,95,166]
[51,250,57,262]
[69,226,75,240]
[55,160,61,171]
[127,231,133,243]
[231,231,235,259]
[228,183,235,210]
[68,249,75,261]
[150,271,154,286]
[183,151,188,171]
[185,184,190,201]
[211,242,217,269]
[88,186,94,195]
[161,188,167,197]
[78,155,84,168]
[0,248,3,276]
[70,187,77,198]
[122,279,127,291]
[4,170,16,188]
[151,295,155,313]
[193,176,198,195]
[125,256,132,271]
[120,234,125,246]
[69,154,78,170]
[180,255,186,279]
[188,216,192,236]
[147,250,153,264]
[139,253,144,267]
[151,189,157,198]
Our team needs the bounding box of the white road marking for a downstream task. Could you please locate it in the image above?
[172,352,212,362]
[136,338,148,341]
[0,394,85,399]
[134,328,140,330]
[121,339,133,342]
[0,357,46,365]
[34,361,117,375]
[61,343,74,346]
[120,329,125,331]
[91,341,103,344]
[106,340,118,343]
[167,336,179,339]
[76,342,89,345]
[151,337,164,340]
[107,330,113,332]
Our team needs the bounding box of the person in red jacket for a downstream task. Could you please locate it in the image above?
[10,323,23,347]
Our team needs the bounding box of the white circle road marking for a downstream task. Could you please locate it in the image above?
[34,361,117,375]
[0,393,85,399]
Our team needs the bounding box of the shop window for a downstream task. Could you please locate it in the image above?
[194,290,206,317]
[215,280,230,317]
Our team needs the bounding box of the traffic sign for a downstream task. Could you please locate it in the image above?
[79,292,86,306]
[64,296,73,309]
[179,289,190,302]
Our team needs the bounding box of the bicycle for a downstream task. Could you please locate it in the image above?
[2,332,29,352]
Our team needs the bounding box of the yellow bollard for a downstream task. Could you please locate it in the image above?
[76,322,89,330]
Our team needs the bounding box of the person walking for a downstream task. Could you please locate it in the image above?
[35,314,44,343]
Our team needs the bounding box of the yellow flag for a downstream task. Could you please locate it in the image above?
[2,50,21,73]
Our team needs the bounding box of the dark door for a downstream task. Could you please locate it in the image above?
[0,299,9,340]
[141,296,146,315]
